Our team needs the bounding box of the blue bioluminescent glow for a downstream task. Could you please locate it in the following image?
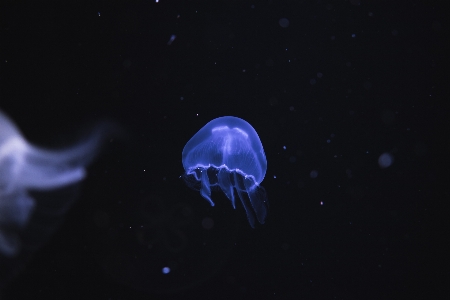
[0,110,108,257]
[182,116,268,228]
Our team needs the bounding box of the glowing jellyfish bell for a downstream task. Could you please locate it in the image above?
[182,116,268,228]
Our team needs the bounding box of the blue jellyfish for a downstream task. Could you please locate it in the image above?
[182,116,268,228]
[0,110,109,258]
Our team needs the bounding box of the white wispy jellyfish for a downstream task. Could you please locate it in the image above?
[0,110,108,258]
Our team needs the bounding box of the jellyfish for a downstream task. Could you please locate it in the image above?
[0,110,109,259]
[182,116,268,228]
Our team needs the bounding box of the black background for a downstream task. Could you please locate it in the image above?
[0,0,446,299]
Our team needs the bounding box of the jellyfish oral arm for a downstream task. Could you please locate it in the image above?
[199,169,214,206]
[1,137,87,194]
[0,110,106,257]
